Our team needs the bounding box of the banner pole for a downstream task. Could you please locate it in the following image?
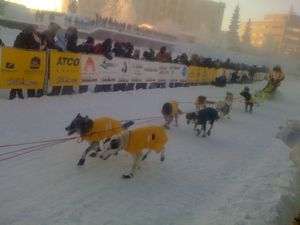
[43,50,50,95]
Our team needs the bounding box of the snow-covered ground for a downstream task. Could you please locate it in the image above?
[1,24,300,225]
[0,78,299,225]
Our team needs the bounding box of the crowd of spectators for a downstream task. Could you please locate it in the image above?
[35,10,176,42]
[65,14,177,42]
[0,22,269,99]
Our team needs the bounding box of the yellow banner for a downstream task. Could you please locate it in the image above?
[49,50,81,86]
[187,66,199,83]
[187,66,216,84]
[0,47,46,89]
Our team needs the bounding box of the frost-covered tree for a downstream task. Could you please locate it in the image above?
[228,5,240,50]
[242,19,252,45]
[263,33,278,53]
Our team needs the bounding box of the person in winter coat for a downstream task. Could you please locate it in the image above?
[124,42,133,58]
[0,38,4,47]
[94,38,113,59]
[78,36,95,54]
[10,25,41,100]
[156,46,171,63]
[132,49,140,60]
[240,86,254,113]
[54,28,67,51]
[143,48,155,61]
[65,27,79,52]
[112,41,125,57]
[212,73,227,87]
[41,22,61,50]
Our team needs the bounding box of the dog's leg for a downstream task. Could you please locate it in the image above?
[89,141,101,158]
[78,142,98,166]
[193,122,197,131]
[123,154,142,179]
[142,150,151,161]
[99,148,119,160]
[202,123,207,138]
[207,121,214,136]
[160,150,166,162]
[174,114,179,127]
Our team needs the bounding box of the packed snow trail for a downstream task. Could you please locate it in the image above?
[0,81,299,225]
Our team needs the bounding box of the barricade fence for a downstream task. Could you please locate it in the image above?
[0,47,267,95]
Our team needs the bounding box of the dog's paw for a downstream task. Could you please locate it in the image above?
[207,130,211,136]
[77,158,85,166]
[89,152,97,158]
[163,125,170,130]
[160,155,165,162]
[202,134,207,138]
[142,154,148,161]
[122,173,134,179]
[100,154,111,160]
[196,129,201,136]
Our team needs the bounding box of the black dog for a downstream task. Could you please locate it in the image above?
[186,107,219,137]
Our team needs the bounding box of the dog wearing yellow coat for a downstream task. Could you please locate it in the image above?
[65,114,134,166]
[102,125,168,179]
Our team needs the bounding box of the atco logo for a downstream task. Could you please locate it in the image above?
[30,57,41,69]
[57,57,80,66]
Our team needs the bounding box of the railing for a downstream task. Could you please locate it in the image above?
[0,47,266,95]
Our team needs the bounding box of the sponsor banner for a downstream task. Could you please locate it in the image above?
[81,55,132,84]
[0,47,46,89]
[49,50,81,86]
[187,66,217,84]
[81,54,187,84]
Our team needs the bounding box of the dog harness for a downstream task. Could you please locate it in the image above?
[82,117,123,143]
[124,126,168,155]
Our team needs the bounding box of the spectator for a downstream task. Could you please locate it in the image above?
[156,46,171,63]
[212,73,227,87]
[132,49,140,60]
[102,38,113,59]
[124,42,134,58]
[10,26,42,100]
[231,70,239,83]
[54,28,67,51]
[190,54,201,66]
[174,53,189,66]
[113,41,125,57]
[0,38,4,47]
[41,22,61,50]
[143,48,155,61]
[78,36,95,54]
[65,27,79,52]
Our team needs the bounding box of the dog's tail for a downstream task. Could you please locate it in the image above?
[122,121,135,129]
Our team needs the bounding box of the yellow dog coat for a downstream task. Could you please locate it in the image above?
[125,126,168,155]
[82,117,123,143]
